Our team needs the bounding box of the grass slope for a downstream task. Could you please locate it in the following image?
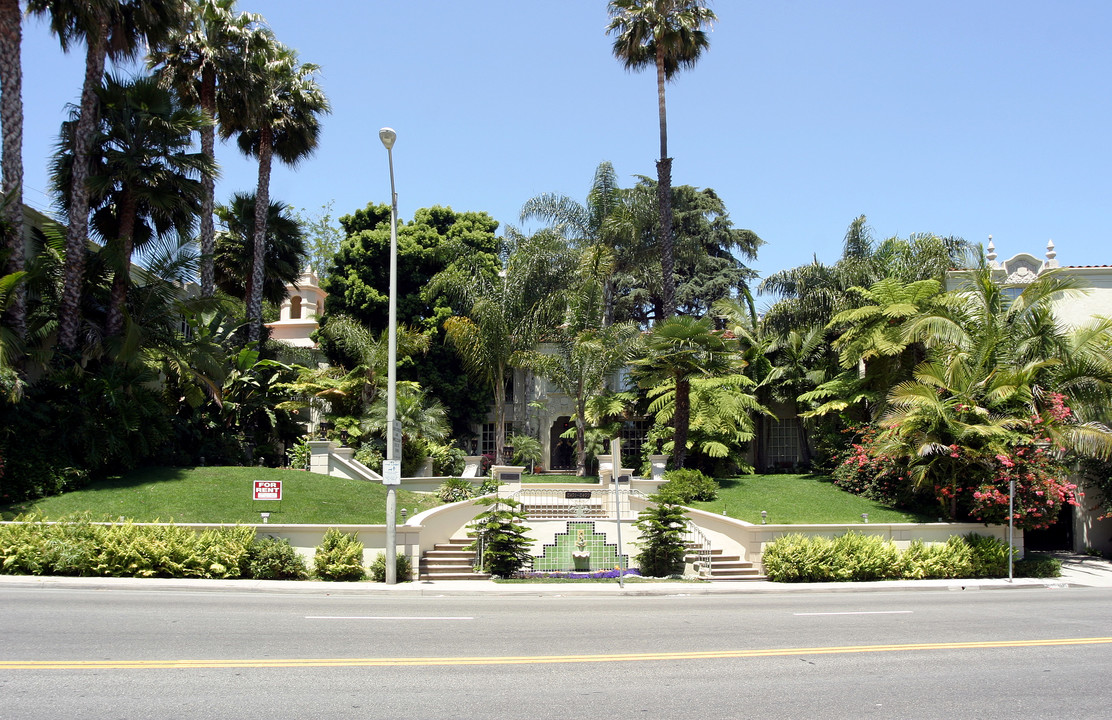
[2,469,931,526]
[690,474,934,525]
[1,467,442,524]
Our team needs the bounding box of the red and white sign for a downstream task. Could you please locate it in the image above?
[253,480,282,501]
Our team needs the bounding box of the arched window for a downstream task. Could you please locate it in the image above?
[290,295,302,319]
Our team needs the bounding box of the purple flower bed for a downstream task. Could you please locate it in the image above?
[522,568,642,580]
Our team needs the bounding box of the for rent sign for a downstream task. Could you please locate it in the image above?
[253,480,282,501]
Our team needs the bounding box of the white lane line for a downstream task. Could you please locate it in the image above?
[793,611,913,616]
[305,616,474,620]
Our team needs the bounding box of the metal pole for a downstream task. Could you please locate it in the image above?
[381,128,400,585]
[1008,479,1015,583]
[613,437,624,588]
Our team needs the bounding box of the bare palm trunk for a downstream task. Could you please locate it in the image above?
[246,125,272,344]
[575,388,587,476]
[673,376,690,468]
[655,46,676,319]
[58,17,109,352]
[493,369,506,464]
[198,68,217,297]
[105,188,137,338]
[0,0,24,341]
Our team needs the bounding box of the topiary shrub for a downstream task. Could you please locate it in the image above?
[313,528,366,581]
[369,551,412,582]
[634,501,688,577]
[247,536,308,580]
[656,468,718,504]
[437,478,476,503]
[467,496,533,578]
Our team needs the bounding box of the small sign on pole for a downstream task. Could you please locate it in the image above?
[382,459,402,486]
[253,480,282,501]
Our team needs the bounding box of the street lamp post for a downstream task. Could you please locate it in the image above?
[379,127,401,584]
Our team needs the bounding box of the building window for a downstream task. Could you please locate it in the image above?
[767,419,800,468]
[290,295,302,319]
[480,422,515,456]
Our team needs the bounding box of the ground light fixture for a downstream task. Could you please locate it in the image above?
[260,512,270,523]
[861,513,869,523]
[380,126,400,584]
[760,510,767,524]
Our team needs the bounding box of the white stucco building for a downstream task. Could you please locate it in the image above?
[264,268,327,348]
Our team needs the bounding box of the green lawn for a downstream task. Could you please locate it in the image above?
[0,467,442,524]
[689,474,934,525]
[2,468,931,526]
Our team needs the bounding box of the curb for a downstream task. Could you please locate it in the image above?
[0,574,1081,597]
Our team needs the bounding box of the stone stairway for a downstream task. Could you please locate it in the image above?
[704,548,765,581]
[419,538,491,581]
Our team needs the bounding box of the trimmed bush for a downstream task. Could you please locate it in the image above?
[761,534,840,583]
[900,537,973,579]
[832,532,902,581]
[763,532,1014,582]
[369,551,412,582]
[964,533,1012,578]
[1014,554,1062,578]
[313,528,366,581]
[656,468,718,504]
[247,536,308,580]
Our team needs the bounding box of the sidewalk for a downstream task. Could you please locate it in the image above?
[2,555,1109,596]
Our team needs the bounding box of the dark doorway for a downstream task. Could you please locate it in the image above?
[550,416,574,471]
[1025,504,1075,552]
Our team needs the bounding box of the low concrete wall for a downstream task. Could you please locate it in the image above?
[741,522,1022,565]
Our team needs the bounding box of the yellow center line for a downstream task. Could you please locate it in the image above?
[2,637,1110,670]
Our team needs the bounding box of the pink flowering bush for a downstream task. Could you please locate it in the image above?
[968,443,1077,530]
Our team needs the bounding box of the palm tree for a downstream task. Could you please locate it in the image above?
[363,380,449,448]
[517,323,642,475]
[429,231,575,463]
[520,160,628,326]
[50,73,214,339]
[633,314,734,468]
[148,0,271,298]
[27,0,188,352]
[0,0,24,341]
[607,0,716,319]
[220,41,329,343]
[214,191,306,307]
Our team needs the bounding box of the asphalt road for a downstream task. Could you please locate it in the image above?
[2,585,1111,719]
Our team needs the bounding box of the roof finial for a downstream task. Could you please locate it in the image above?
[986,235,998,267]
[1045,238,1058,268]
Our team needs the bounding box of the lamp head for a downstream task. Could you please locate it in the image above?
[379,127,396,150]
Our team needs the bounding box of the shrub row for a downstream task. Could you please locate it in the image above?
[761,532,1055,582]
[0,518,411,582]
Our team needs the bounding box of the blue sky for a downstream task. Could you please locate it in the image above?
[19,1,1112,309]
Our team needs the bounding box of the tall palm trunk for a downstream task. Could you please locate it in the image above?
[105,188,137,338]
[655,43,676,320]
[492,368,506,464]
[0,0,24,341]
[58,15,109,352]
[575,381,588,476]
[198,67,217,297]
[246,125,272,343]
[672,375,690,468]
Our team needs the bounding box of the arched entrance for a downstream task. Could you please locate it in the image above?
[549,416,574,471]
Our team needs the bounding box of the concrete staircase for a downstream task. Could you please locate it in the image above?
[419,538,491,581]
[705,548,765,581]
